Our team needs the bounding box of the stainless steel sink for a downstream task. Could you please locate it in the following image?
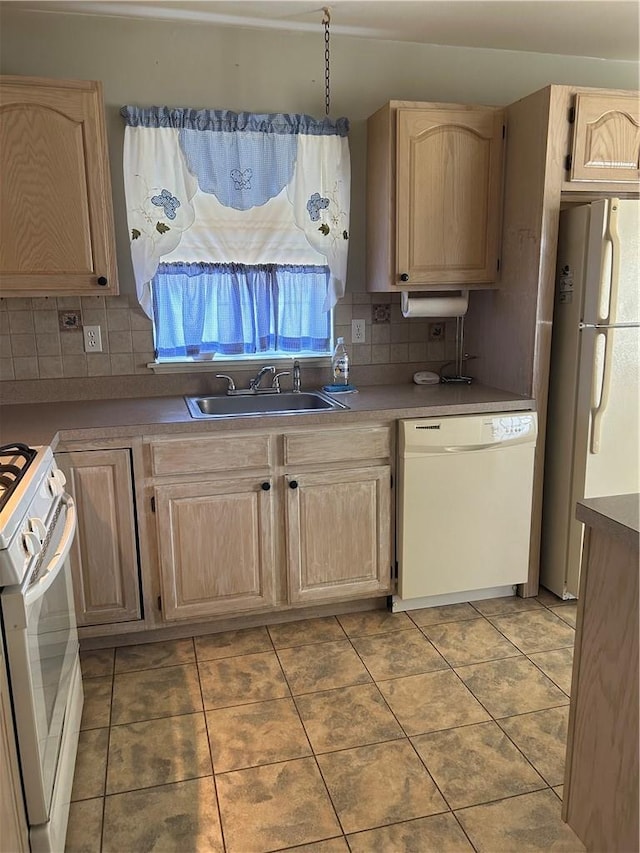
[184,391,349,419]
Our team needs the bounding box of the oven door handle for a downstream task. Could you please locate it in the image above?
[24,496,77,607]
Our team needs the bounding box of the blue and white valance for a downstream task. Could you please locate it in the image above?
[121,106,350,316]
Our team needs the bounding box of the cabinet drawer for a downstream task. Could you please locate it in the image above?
[284,427,391,466]
[151,434,271,476]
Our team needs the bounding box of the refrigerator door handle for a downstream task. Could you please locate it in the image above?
[590,328,614,454]
[599,198,621,326]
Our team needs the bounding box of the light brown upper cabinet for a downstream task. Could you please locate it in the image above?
[0,76,119,297]
[569,92,640,184]
[366,101,505,292]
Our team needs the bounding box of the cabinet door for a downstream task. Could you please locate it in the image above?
[0,76,118,297]
[286,466,392,604]
[396,107,504,285]
[154,478,275,621]
[57,449,141,626]
[570,93,640,183]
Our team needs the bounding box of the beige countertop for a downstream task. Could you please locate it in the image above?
[576,494,640,550]
[0,382,534,447]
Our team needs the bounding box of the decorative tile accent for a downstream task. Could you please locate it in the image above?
[58,309,82,331]
[372,303,391,323]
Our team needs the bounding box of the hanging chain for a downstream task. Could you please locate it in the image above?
[322,7,331,116]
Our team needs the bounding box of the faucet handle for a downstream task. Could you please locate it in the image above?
[216,373,236,393]
[272,371,290,392]
[292,360,301,392]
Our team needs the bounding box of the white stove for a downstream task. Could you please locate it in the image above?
[0,442,83,853]
[0,444,67,587]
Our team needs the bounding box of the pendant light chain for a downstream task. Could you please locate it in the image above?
[322,7,331,116]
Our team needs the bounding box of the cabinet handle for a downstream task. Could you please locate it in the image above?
[261,482,271,491]
[97,276,108,286]
[400,273,409,282]
[289,480,298,489]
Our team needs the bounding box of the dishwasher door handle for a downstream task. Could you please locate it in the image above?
[407,443,504,455]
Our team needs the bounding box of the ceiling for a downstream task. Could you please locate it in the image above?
[4,0,640,62]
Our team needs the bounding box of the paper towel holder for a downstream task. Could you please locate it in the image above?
[400,290,469,319]
[440,314,474,384]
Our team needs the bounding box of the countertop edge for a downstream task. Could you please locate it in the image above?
[1,384,535,449]
[576,494,640,550]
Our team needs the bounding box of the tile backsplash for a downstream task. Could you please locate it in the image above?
[0,294,154,381]
[0,292,458,401]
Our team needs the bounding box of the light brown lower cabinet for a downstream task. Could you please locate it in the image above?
[56,449,141,626]
[148,424,394,623]
[286,466,392,604]
[154,477,276,621]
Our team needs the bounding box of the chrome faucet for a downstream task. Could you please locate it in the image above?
[249,365,276,391]
[292,360,301,393]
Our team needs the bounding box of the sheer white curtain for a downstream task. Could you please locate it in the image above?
[121,107,351,317]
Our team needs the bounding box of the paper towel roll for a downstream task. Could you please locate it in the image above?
[401,290,469,318]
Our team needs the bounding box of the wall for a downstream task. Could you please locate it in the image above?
[0,7,637,401]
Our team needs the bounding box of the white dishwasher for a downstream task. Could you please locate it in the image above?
[394,412,537,611]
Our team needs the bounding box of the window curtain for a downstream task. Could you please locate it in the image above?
[152,262,331,358]
[121,107,350,317]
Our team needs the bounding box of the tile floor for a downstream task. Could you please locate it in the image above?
[66,590,584,853]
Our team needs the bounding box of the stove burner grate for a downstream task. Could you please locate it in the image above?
[0,443,38,513]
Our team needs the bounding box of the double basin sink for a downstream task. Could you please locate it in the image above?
[185,391,349,419]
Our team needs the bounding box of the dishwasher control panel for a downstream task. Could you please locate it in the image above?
[401,412,537,454]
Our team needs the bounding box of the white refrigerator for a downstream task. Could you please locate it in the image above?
[541,198,640,599]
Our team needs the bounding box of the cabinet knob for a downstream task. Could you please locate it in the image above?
[400,273,409,282]
[97,276,108,286]
[289,480,298,490]
[261,482,271,491]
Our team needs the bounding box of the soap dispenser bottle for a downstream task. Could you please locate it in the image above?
[332,336,350,386]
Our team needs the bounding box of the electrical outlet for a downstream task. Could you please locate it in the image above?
[83,325,103,352]
[351,318,366,344]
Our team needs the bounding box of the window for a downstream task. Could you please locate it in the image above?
[120,107,350,364]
